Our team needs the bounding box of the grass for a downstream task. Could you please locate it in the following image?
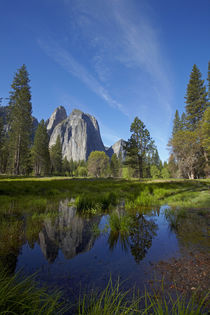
[0,267,209,314]
[108,211,132,234]
[0,267,69,314]
[0,177,209,210]
[75,192,118,213]
[78,278,209,315]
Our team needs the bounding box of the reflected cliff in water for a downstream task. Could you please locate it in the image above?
[38,199,101,262]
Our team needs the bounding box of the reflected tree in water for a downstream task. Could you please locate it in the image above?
[129,213,157,263]
[108,212,158,263]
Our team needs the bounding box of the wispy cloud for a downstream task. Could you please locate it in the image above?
[38,39,128,116]
[63,0,173,119]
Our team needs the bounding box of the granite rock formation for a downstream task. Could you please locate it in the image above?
[106,139,127,161]
[49,109,105,161]
[46,106,67,137]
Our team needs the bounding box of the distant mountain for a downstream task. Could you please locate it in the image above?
[106,139,127,161]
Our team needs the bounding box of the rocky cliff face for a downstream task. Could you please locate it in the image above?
[46,106,67,137]
[49,109,105,161]
[106,139,127,161]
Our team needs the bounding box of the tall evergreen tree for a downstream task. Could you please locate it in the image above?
[185,64,207,130]
[207,61,210,107]
[180,112,186,130]
[8,65,32,175]
[32,119,50,176]
[50,136,63,174]
[172,110,181,135]
[125,117,154,178]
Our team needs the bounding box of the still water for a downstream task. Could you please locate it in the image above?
[1,199,209,301]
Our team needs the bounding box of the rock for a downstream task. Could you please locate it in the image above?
[106,139,127,161]
[49,109,105,161]
[46,106,67,137]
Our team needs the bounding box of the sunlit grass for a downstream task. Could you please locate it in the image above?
[0,178,209,213]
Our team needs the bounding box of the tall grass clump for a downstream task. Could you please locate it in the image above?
[125,188,157,210]
[78,278,140,315]
[75,192,117,213]
[143,287,209,315]
[108,212,132,234]
[0,268,69,314]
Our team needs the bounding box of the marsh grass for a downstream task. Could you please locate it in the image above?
[0,267,69,314]
[75,192,118,213]
[78,278,209,315]
[78,278,140,315]
[108,211,132,234]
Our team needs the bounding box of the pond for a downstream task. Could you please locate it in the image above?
[0,198,209,305]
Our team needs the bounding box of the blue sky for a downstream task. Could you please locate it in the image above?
[0,0,209,161]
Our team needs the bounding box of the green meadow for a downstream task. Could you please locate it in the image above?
[0,177,209,211]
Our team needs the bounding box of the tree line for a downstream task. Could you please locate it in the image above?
[0,63,209,178]
[168,63,210,179]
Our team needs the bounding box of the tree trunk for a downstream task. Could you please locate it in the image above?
[14,134,21,175]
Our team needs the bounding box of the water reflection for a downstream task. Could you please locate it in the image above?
[108,211,158,263]
[0,197,209,282]
[39,199,101,262]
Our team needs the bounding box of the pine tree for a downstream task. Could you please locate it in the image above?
[125,117,154,178]
[185,64,208,130]
[208,61,210,106]
[32,120,50,176]
[8,65,32,175]
[180,112,186,130]
[151,148,161,168]
[50,136,63,175]
[172,110,181,135]
[62,156,70,175]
